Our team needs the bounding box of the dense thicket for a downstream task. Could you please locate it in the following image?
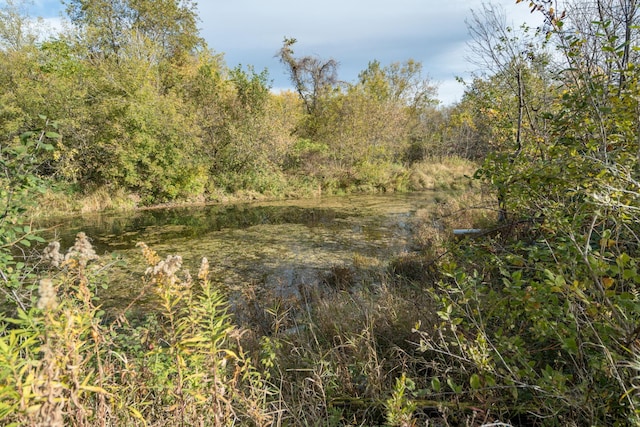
[422,0,640,424]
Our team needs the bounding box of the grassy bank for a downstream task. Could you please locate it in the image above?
[29,157,480,218]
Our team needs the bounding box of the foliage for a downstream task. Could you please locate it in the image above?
[385,373,417,426]
[0,117,55,307]
[408,0,640,424]
[63,0,203,65]
[0,235,276,426]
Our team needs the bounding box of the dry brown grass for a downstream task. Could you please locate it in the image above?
[408,157,479,191]
[412,187,497,253]
[31,186,139,218]
[231,259,444,425]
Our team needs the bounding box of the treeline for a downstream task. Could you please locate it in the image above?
[0,0,475,210]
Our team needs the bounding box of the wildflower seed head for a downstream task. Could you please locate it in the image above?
[146,254,183,284]
[37,278,58,311]
[65,232,99,267]
[163,255,182,278]
[198,257,210,280]
[43,241,64,267]
[183,270,192,287]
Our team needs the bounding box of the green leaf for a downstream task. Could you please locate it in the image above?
[446,378,462,393]
[431,377,441,392]
[562,337,578,354]
[19,131,34,142]
[470,373,481,390]
[623,268,637,280]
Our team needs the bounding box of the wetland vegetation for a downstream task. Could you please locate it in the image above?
[3,0,640,425]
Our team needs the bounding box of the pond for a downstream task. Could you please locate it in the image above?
[41,192,440,311]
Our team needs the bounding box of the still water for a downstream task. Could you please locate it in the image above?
[43,192,439,307]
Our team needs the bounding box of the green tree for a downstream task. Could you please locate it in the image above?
[63,0,202,64]
[70,56,204,201]
[182,54,289,194]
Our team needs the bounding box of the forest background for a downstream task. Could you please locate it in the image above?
[0,0,471,212]
[3,0,640,425]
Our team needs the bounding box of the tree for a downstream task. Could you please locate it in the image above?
[466,2,554,220]
[0,0,40,51]
[277,37,339,136]
[63,0,203,63]
[354,60,438,163]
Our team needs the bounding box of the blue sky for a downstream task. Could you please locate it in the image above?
[23,0,543,105]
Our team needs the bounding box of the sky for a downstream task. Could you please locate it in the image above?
[24,0,544,105]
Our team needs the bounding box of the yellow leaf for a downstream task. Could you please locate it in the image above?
[193,393,207,403]
[79,384,110,395]
[602,277,614,289]
[26,404,42,414]
[128,406,147,426]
